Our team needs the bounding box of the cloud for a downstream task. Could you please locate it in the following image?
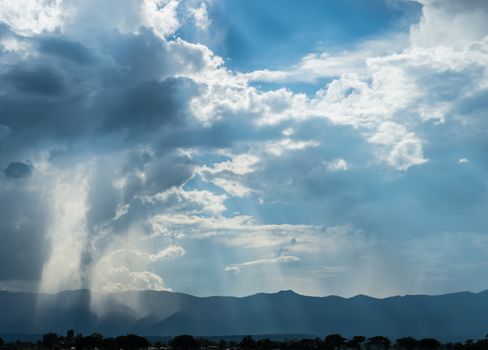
[410,0,488,48]
[97,266,169,293]
[102,245,186,265]
[0,0,63,35]
[211,178,253,197]
[89,237,185,293]
[5,66,65,96]
[141,0,181,38]
[368,122,427,171]
[198,153,260,176]
[188,2,210,30]
[148,245,186,261]
[149,187,228,214]
[225,255,299,274]
[386,135,427,171]
[4,161,33,178]
[38,37,94,64]
[325,159,348,172]
[0,0,487,298]
[246,32,409,84]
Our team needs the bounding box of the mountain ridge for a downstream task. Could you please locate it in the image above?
[0,289,487,341]
[1,287,484,299]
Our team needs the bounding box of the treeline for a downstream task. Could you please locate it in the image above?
[1,332,488,350]
[0,333,150,350]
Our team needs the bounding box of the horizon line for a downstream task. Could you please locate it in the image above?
[1,288,486,300]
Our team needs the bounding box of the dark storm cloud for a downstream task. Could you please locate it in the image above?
[145,154,194,193]
[0,23,254,165]
[4,161,33,178]
[98,29,170,83]
[117,152,195,220]
[0,28,206,171]
[0,25,209,284]
[85,151,195,233]
[79,148,197,277]
[85,163,119,230]
[38,37,94,64]
[101,77,198,133]
[5,66,65,96]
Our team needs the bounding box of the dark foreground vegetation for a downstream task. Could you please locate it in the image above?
[1,331,488,350]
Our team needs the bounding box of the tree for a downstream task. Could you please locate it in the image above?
[0,337,3,346]
[66,329,75,340]
[101,336,119,350]
[324,334,346,350]
[477,337,488,349]
[396,337,417,350]
[257,338,274,350]
[289,338,316,350]
[81,333,104,349]
[171,335,199,350]
[42,332,59,348]
[198,337,210,348]
[417,338,441,350]
[346,336,366,350]
[240,336,257,349]
[115,334,150,350]
[366,336,391,350]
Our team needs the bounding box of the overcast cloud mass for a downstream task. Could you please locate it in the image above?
[1,0,488,298]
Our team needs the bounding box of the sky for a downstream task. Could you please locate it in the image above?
[0,0,488,298]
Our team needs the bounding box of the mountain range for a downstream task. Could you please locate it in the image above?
[1,289,488,341]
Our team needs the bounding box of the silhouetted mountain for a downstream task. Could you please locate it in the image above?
[1,289,488,341]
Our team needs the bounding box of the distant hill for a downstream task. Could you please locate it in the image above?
[1,289,488,341]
